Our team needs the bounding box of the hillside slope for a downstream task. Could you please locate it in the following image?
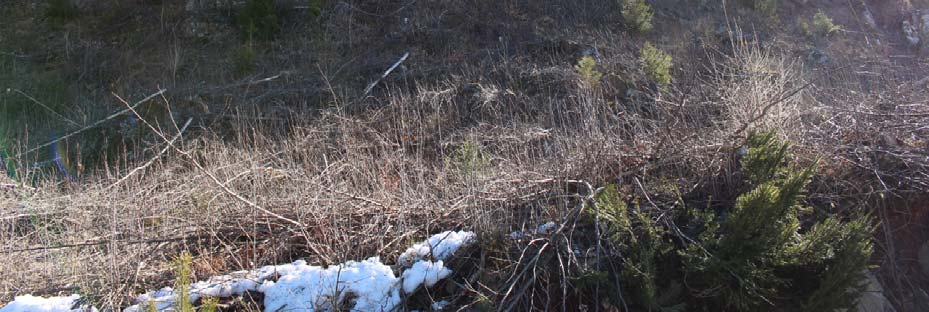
[1,0,928,311]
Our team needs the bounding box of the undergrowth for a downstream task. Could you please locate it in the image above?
[621,0,654,33]
[236,0,280,41]
[640,42,672,85]
[801,11,841,39]
[575,56,603,87]
[588,132,873,311]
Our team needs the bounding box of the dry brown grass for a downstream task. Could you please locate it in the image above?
[0,72,642,308]
[715,38,809,139]
[2,0,928,311]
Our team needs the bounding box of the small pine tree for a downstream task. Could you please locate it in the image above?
[200,296,219,312]
[236,0,281,40]
[798,215,873,311]
[587,132,872,311]
[46,0,79,23]
[742,0,778,17]
[575,56,603,87]
[621,0,654,33]
[682,132,872,310]
[593,185,684,311]
[803,11,840,38]
[447,139,489,179]
[640,42,672,85]
[173,252,194,312]
[307,0,325,18]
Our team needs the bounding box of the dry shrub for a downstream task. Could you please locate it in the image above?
[0,71,642,308]
[715,38,809,139]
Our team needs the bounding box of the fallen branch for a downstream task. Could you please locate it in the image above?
[5,235,202,253]
[363,52,410,96]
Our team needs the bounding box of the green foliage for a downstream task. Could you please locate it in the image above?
[46,0,79,23]
[742,132,790,185]
[447,139,489,178]
[173,252,194,312]
[575,56,603,87]
[798,215,873,311]
[680,132,872,310]
[200,296,219,312]
[623,208,679,311]
[621,0,654,33]
[145,300,158,312]
[593,185,684,311]
[572,269,616,303]
[307,0,325,18]
[236,0,281,40]
[592,185,632,244]
[742,0,777,17]
[589,132,873,311]
[234,44,258,76]
[801,11,841,38]
[640,42,672,85]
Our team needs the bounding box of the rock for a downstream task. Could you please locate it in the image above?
[855,272,896,312]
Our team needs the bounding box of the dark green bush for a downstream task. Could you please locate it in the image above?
[236,0,281,40]
[640,42,672,85]
[741,0,777,17]
[575,56,603,87]
[307,0,325,18]
[234,44,258,76]
[590,132,873,311]
[621,0,654,33]
[46,0,79,23]
[801,11,841,39]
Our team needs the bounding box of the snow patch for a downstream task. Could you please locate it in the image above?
[124,288,175,312]
[398,230,476,267]
[259,258,401,312]
[509,221,560,240]
[431,300,451,311]
[7,231,476,312]
[401,260,452,294]
[536,221,558,234]
[0,294,95,312]
[118,230,476,312]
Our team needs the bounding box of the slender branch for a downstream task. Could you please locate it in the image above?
[105,118,193,190]
[363,52,410,96]
[9,89,81,127]
[112,93,305,228]
[18,89,167,157]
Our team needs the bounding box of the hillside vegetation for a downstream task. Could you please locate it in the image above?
[1,0,928,311]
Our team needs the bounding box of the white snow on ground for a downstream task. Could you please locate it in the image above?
[509,221,560,240]
[0,294,95,312]
[116,230,476,312]
[398,230,476,267]
[431,300,450,311]
[259,258,401,312]
[400,260,452,294]
[536,221,558,234]
[126,288,175,312]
